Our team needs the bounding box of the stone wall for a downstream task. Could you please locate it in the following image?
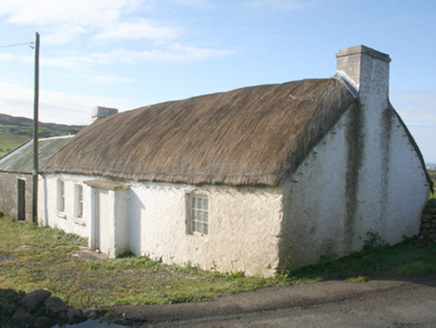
[420,198,436,242]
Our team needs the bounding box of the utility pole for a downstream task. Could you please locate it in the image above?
[32,32,40,225]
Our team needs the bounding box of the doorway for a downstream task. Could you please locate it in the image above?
[17,179,26,221]
[93,188,111,256]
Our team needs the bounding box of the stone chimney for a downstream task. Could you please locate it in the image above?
[336,45,391,99]
[92,106,118,122]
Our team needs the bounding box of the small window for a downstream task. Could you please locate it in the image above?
[75,184,83,218]
[189,194,209,235]
[57,180,65,212]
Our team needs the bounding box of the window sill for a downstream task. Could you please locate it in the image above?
[189,231,208,237]
[73,218,86,226]
[56,211,67,219]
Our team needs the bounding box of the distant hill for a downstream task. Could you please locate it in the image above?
[0,113,85,157]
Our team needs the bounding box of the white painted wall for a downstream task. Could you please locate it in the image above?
[280,113,350,269]
[39,174,283,277]
[280,102,429,271]
[39,174,91,239]
[126,182,283,277]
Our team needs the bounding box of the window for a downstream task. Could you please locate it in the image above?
[75,184,83,218]
[57,180,65,212]
[189,194,209,235]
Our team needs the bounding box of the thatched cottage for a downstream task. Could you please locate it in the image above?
[38,45,432,276]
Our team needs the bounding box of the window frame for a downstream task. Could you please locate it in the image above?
[57,180,65,212]
[188,194,209,235]
[75,184,84,218]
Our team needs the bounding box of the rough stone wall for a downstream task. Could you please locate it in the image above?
[421,199,436,242]
[0,172,33,222]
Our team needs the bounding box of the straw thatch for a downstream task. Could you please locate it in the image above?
[43,78,356,186]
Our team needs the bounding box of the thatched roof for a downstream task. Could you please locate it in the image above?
[43,78,357,186]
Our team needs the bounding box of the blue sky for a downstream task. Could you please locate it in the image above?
[0,0,435,163]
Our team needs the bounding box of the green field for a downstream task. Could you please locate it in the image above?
[0,132,29,157]
[0,113,84,157]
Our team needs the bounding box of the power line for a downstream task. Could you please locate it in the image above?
[0,41,34,49]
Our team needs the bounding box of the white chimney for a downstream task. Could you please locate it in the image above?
[92,106,118,122]
[335,45,391,99]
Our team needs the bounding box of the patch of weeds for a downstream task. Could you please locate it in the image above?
[363,230,387,253]
[286,234,436,283]
[121,256,161,269]
[227,271,245,280]
[67,290,97,309]
[426,197,436,206]
[319,250,338,265]
[388,261,436,277]
[118,251,135,258]
[345,276,369,283]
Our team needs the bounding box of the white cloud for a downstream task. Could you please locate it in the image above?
[37,45,234,70]
[244,0,322,11]
[78,74,136,84]
[89,45,235,64]
[40,54,102,70]
[0,0,133,26]
[43,24,89,44]
[0,53,38,65]
[0,0,180,44]
[0,53,22,61]
[169,0,214,9]
[93,19,182,43]
[0,0,235,65]
[0,82,136,125]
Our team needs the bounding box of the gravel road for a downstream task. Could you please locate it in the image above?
[109,274,436,327]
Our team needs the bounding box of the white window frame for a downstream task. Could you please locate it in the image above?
[57,180,65,212]
[75,184,84,218]
[188,194,209,235]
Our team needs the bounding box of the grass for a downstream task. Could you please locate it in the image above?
[0,216,435,311]
[0,133,29,157]
[0,217,273,310]
[286,234,436,283]
[428,168,436,199]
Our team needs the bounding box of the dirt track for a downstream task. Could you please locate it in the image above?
[109,274,436,327]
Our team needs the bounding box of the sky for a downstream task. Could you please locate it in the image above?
[0,0,435,163]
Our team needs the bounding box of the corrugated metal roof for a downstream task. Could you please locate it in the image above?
[0,136,73,173]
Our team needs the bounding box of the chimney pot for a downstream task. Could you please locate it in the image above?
[92,106,118,122]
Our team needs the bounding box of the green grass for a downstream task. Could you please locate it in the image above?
[0,133,30,157]
[285,235,436,283]
[428,169,436,199]
[0,217,435,311]
[0,217,273,310]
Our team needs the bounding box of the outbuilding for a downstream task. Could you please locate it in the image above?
[0,136,72,222]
